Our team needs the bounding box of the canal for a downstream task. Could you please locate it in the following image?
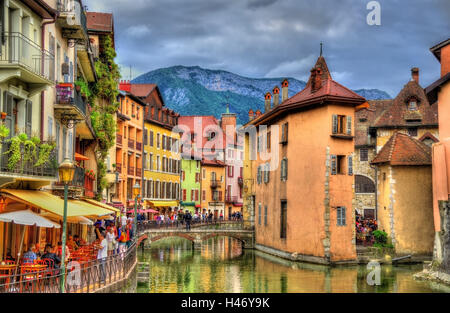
[137,237,450,293]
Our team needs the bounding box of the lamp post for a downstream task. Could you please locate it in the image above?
[132,182,140,240]
[58,158,75,293]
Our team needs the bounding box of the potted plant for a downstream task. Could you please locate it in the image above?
[0,112,6,120]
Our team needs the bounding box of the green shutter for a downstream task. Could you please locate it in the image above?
[4,92,13,138]
[331,155,337,175]
[348,155,353,176]
[346,116,352,135]
[332,114,338,134]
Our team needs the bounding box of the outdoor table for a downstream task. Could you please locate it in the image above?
[0,264,16,291]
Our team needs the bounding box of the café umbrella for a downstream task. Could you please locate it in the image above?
[0,210,61,278]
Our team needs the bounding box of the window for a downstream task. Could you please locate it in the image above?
[202,190,206,201]
[281,123,288,144]
[337,207,346,226]
[150,131,154,147]
[409,100,418,111]
[182,189,186,201]
[408,128,418,137]
[280,158,288,181]
[280,201,287,238]
[355,175,376,193]
[332,115,351,135]
[267,131,271,151]
[228,166,234,178]
[257,165,262,184]
[202,169,206,179]
[360,148,368,161]
[348,155,353,176]
[264,205,268,226]
[264,163,270,183]
[157,133,160,148]
[258,203,262,226]
[331,155,346,175]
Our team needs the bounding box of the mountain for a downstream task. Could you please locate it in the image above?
[132,65,391,125]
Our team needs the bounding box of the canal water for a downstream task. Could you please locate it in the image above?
[137,237,450,293]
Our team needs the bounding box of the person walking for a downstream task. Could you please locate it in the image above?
[184,210,192,231]
[96,231,108,283]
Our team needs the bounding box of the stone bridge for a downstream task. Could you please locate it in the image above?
[137,222,255,249]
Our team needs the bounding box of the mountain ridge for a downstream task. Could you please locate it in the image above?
[132,65,391,124]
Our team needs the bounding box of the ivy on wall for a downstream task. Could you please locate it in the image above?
[89,35,120,200]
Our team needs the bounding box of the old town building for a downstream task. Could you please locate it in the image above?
[134,83,181,216]
[371,132,434,255]
[200,158,226,219]
[180,152,201,213]
[244,55,366,264]
[115,83,145,212]
[425,38,450,268]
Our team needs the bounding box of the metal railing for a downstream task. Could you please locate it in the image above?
[128,166,135,176]
[0,32,54,81]
[210,180,221,188]
[116,134,123,145]
[56,84,87,116]
[136,219,244,233]
[57,0,89,38]
[0,243,137,293]
[54,165,84,187]
[128,139,135,149]
[136,142,142,151]
[0,140,57,178]
[136,168,142,177]
[116,163,122,173]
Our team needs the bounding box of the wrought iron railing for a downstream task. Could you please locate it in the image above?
[56,84,87,116]
[128,166,135,176]
[136,168,142,177]
[136,220,244,232]
[210,180,221,188]
[116,163,122,173]
[0,243,137,293]
[136,142,142,151]
[0,140,57,178]
[0,32,54,81]
[56,0,89,38]
[116,134,122,145]
[128,139,135,149]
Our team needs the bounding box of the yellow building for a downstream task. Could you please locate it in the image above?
[133,84,181,216]
[200,159,226,219]
[371,132,434,255]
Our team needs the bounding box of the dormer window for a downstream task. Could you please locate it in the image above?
[409,100,418,111]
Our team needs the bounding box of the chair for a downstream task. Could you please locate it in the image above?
[20,266,41,292]
[0,266,13,292]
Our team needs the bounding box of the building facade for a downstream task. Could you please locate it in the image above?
[371,132,434,255]
[200,159,226,219]
[245,56,366,264]
[180,155,201,213]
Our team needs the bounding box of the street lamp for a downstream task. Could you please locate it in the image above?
[58,158,75,293]
[132,182,140,239]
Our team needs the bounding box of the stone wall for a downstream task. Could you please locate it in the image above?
[354,147,376,215]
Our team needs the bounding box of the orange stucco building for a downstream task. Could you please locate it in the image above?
[244,56,366,264]
[425,38,450,265]
[113,84,145,211]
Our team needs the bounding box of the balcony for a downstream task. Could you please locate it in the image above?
[0,140,57,187]
[54,84,87,123]
[136,168,142,177]
[84,173,95,198]
[0,32,54,90]
[53,166,96,198]
[210,180,221,189]
[128,139,135,150]
[56,0,89,40]
[238,177,243,187]
[136,142,142,151]
[128,166,135,176]
[116,163,122,173]
[116,134,123,146]
[225,195,239,203]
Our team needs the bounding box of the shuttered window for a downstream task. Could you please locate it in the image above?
[337,207,346,226]
[25,100,32,137]
[264,205,268,226]
[332,114,338,134]
[346,116,352,135]
[331,155,337,175]
[264,163,270,183]
[281,123,288,144]
[143,129,148,145]
[257,165,262,184]
[281,158,288,181]
[150,131,154,146]
[3,92,13,138]
[348,155,353,176]
[258,203,262,226]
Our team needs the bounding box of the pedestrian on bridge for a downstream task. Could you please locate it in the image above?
[184,210,192,231]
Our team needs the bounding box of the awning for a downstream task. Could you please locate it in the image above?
[82,198,120,213]
[0,189,111,218]
[40,211,94,225]
[75,152,89,161]
[146,200,178,207]
[0,209,61,228]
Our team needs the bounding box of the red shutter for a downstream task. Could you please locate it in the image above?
[202,190,206,201]
[231,166,234,177]
[219,191,222,201]
[191,190,194,201]
[183,189,186,201]
[195,190,199,201]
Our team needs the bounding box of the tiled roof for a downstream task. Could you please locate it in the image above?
[86,12,113,33]
[248,56,366,126]
[130,84,157,98]
[372,80,438,128]
[355,100,392,146]
[201,159,225,167]
[371,132,431,166]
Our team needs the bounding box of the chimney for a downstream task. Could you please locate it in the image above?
[119,80,131,92]
[411,67,419,84]
[441,43,450,77]
[264,92,272,113]
[248,109,255,121]
[272,86,280,107]
[281,79,289,102]
[255,110,262,118]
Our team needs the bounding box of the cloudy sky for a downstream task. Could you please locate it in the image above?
[85,0,449,96]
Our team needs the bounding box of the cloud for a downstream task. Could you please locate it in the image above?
[84,0,449,96]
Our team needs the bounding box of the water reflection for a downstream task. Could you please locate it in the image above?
[137,237,450,293]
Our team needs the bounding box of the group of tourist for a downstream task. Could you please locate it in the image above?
[355,214,378,246]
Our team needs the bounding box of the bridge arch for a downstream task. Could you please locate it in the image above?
[149,233,196,243]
